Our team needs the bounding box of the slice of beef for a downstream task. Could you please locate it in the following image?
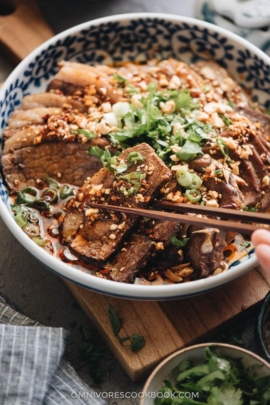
[204,177,244,209]
[3,126,44,153]
[188,156,244,209]
[248,133,270,167]
[7,107,63,129]
[107,220,179,283]
[235,107,270,140]
[47,62,124,103]
[63,143,172,262]
[187,227,230,278]
[2,138,108,193]
[20,93,86,112]
[143,211,188,276]
[203,142,262,208]
[219,132,270,209]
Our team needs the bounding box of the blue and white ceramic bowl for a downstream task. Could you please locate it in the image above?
[0,13,266,300]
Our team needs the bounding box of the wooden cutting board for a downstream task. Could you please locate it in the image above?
[64,265,270,382]
[0,0,53,62]
[1,2,269,383]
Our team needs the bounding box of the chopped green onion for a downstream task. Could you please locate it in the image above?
[176,168,192,188]
[14,213,27,228]
[120,171,146,183]
[127,152,144,166]
[216,138,230,161]
[21,187,37,196]
[120,171,146,194]
[23,223,39,237]
[25,211,39,224]
[220,114,232,127]
[60,185,75,199]
[185,189,202,203]
[46,177,59,189]
[16,191,36,205]
[32,200,50,212]
[70,129,95,139]
[32,237,46,247]
[228,99,234,108]
[215,169,222,176]
[190,174,202,190]
[41,188,58,203]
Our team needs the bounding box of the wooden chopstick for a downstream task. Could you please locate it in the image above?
[88,203,269,235]
[153,201,270,225]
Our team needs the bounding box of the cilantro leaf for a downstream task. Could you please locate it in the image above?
[108,305,145,353]
[170,235,190,247]
[176,140,203,161]
[156,345,269,405]
[131,334,145,352]
[208,385,243,405]
[80,325,105,384]
[108,304,122,336]
[88,146,104,158]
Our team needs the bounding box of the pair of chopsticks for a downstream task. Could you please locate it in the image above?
[88,200,270,235]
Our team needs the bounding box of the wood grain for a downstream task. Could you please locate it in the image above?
[0,0,53,62]
[64,265,270,382]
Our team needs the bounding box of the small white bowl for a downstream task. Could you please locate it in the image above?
[141,343,270,405]
[1,13,268,299]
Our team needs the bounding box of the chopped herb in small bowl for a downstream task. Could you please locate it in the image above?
[141,343,270,405]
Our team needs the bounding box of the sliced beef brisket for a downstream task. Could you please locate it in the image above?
[107,220,179,283]
[2,140,105,192]
[187,227,233,278]
[62,143,172,263]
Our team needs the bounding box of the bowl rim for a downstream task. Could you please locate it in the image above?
[141,342,270,404]
[0,12,264,299]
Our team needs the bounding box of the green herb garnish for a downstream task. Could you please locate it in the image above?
[155,346,270,405]
[170,235,190,248]
[228,99,235,109]
[176,140,203,161]
[113,73,128,84]
[243,206,258,212]
[108,304,122,336]
[46,177,59,189]
[127,151,144,166]
[60,185,75,199]
[71,129,95,139]
[88,146,104,159]
[220,114,232,127]
[216,138,230,161]
[80,325,105,384]
[131,334,145,352]
[108,305,145,352]
[107,87,205,163]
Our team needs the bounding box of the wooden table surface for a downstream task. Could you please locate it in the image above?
[0,1,266,404]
